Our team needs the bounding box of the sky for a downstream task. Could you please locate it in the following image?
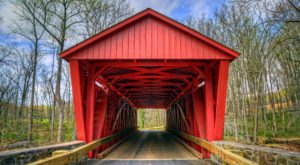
[0,0,226,34]
[0,0,226,65]
[130,0,225,20]
[0,0,227,103]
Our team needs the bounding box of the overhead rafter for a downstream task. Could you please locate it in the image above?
[91,62,206,109]
[95,76,137,109]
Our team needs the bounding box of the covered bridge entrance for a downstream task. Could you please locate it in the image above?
[60,8,239,161]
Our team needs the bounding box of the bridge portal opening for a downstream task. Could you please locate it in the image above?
[60,8,238,159]
[137,109,166,130]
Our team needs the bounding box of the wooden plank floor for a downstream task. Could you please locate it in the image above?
[85,130,216,165]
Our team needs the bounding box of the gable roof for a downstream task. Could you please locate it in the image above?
[60,8,239,59]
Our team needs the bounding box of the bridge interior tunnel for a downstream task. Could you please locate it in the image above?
[68,60,229,159]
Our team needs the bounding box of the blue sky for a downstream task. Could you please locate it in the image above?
[0,0,227,77]
[130,0,226,20]
[0,0,226,34]
[0,0,226,64]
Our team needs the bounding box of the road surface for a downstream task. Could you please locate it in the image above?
[86,130,216,165]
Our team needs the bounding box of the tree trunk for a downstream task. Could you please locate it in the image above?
[28,41,38,141]
[13,83,19,122]
[56,57,64,142]
[241,82,250,143]
[19,84,27,119]
[253,106,258,143]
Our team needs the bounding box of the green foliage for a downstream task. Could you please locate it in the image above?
[138,109,145,128]
[224,110,300,143]
[137,109,166,129]
[0,118,75,147]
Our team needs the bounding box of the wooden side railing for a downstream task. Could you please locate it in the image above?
[168,128,257,165]
[28,129,135,165]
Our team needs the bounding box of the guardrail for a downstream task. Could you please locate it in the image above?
[28,128,135,165]
[168,128,257,165]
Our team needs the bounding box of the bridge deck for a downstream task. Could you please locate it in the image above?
[86,130,215,165]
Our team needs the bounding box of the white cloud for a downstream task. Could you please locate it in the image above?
[130,0,180,16]
[185,0,225,18]
[129,0,222,19]
[0,1,18,33]
[188,0,211,17]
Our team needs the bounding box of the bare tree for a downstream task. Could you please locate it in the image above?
[80,0,133,37]
[20,0,84,142]
[12,0,45,141]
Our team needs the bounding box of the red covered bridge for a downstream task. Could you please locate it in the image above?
[57,8,244,163]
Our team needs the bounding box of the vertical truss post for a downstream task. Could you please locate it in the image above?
[204,65,215,142]
[175,105,178,129]
[131,108,134,129]
[192,88,208,158]
[86,65,96,144]
[133,109,136,128]
[214,61,229,140]
[169,108,172,128]
[125,108,128,129]
[127,107,131,128]
[176,105,180,130]
[130,109,133,128]
[185,95,194,147]
[135,110,138,129]
[172,107,175,128]
[128,109,131,129]
[69,60,86,142]
[166,108,169,127]
[94,89,108,156]
[121,106,125,130]
[112,103,126,131]
[176,103,189,132]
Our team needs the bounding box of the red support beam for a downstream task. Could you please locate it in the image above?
[117,82,184,90]
[96,76,137,109]
[192,88,208,158]
[108,69,193,79]
[204,66,215,142]
[86,65,96,158]
[185,95,195,147]
[86,65,96,144]
[94,90,108,156]
[69,60,86,141]
[110,75,191,81]
[100,112,108,151]
[214,61,230,140]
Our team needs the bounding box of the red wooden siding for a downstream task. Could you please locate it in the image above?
[69,16,232,60]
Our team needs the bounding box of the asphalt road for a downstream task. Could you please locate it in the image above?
[85,130,216,165]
